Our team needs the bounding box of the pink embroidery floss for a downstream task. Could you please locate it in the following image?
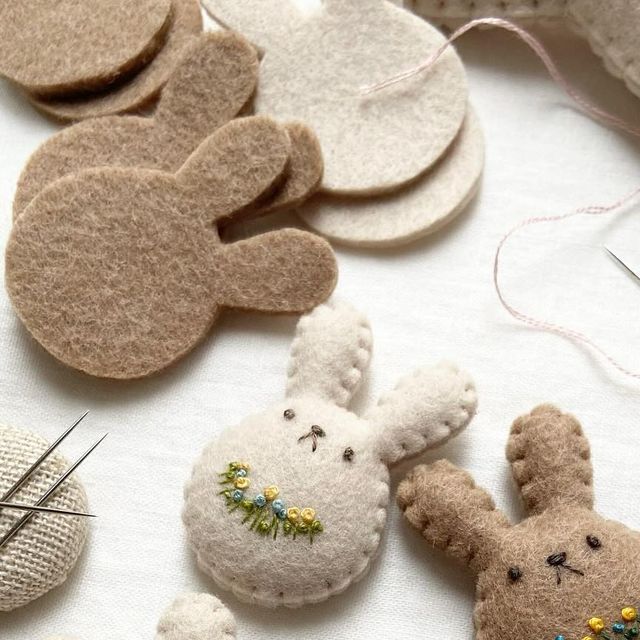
[362,17,640,379]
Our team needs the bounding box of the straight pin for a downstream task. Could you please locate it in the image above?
[0,410,89,504]
[0,432,107,550]
[0,501,96,518]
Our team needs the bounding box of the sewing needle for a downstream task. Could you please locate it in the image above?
[0,410,90,504]
[0,432,107,550]
[604,247,640,285]
[0,501,96,518]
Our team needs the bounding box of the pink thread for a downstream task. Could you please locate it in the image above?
[363,17,640,379]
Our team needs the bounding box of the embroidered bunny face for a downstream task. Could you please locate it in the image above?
[183,301,477,607]
[398,405,640,640]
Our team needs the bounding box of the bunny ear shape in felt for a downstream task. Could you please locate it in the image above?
[369,361,477,466]
[5,117,308,379]
[285,301,372,407]
[397,460,511,573]
[13,31,259,220]
[506,404,593,515]
[213,229,337,313]
[29,0,204,121]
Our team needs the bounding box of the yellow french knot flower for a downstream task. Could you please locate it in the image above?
[588,618,605,634]
[287,507,300,523]
[235,462,250,471]
[581,636,593,640]
[234,477,250,490]
[301,508,316,524]
[622,608,637,622]
[264,485,279,501]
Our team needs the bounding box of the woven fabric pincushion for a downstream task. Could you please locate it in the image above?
[0,424,88,611]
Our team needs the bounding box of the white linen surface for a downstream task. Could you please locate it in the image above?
[2,9,640,640]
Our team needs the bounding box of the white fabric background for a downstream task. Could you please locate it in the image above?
[2,6,640,639]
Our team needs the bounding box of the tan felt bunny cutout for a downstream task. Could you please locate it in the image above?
[47,593,236,640]
[14,32,324,221]
[0,0,172,97]
[398,404,640,640]
[5,117,337,379]
[411,0,640,100]
[184,300,477,607]
[203,0,468,195]
[28,0,203,122]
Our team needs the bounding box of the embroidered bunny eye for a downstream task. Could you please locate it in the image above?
[508,567,523,582]
[343,447,355,462]
[283,409,295,420]
[586,535,602,549]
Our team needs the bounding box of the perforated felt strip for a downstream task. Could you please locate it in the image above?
[0,0,173,97]
[28,0,203,121]
[14,32,259,219]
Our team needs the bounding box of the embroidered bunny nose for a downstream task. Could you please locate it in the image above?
[547,552,567,566]
[298,425,326,452]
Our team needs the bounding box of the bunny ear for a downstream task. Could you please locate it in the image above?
[397,460,511,573]
[155,593,236,640]
[286,301,373,408]
[155,32,259,136]
[202,0,302,52]
[506,405,593,516]
[214,229,337,314]
[369,362,477,466]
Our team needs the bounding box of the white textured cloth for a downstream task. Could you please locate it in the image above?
[3,7,640,640]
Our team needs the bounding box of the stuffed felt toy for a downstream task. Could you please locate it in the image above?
[409,0,640,100]
[183,300,478,607]
[5,116,337,379]
[398,404,640,640]
[47,592,237,640]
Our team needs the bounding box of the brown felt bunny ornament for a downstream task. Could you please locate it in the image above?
[398,404,640,640]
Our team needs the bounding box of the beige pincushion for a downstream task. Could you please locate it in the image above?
[0,425,88,611]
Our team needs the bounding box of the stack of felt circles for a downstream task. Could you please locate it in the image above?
[0,0,203,121]
[0,425,89,611]
[204,0,485,248]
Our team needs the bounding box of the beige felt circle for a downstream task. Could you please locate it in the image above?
[205,0,468,195]
[29,0,203,122]
[0,424,89,611]
[0,0,172,97]
[297,106,484,247]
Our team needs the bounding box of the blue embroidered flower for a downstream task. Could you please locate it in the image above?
[272,499,284,513]
[236,469,247,478]
[613,624,626,634]
[254,494,267,508]
[276,508,287,520]
[232,489,244,502]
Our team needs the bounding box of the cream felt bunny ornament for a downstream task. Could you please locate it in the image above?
[183,300,477,607]
[398,404,640,640]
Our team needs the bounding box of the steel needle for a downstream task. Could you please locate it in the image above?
[0,501,96,518]
[604,247,640,285]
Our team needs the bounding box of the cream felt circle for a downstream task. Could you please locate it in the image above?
[0,0,172,96]
[205,0,468,195]
[0,424,89,611]
[183,400,389,607]
[297,106,484,247]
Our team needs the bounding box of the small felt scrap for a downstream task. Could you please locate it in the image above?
[183,300,477,607]
[297,105,484,247]
[13,31,260,219]
[5,116,338,379]
[397,404,640,640]
[28,0,203,121]
[0,424,89,611]
[411,0,640,100]
[203,0,469,195]
[47,592,237,640]
[0,0,173,97]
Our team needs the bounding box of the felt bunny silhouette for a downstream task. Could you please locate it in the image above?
[14,31,323,220]
[183,300,477,607]
[203,0,468,195]
[48,592,237,640]
[412,0,640,100]
[5,116,337,379]
[397,404,640,640]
